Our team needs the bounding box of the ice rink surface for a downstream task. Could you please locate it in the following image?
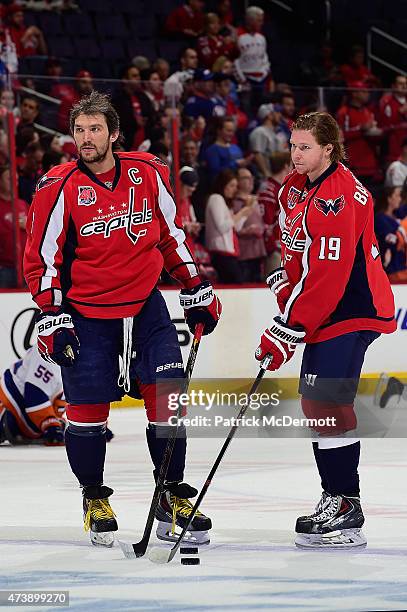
[1,408,407,612]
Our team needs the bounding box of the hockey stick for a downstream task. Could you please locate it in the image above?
[119,323,204,558]
[149,355,272,564]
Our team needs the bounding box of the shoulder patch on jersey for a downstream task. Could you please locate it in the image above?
[287,186,302,209]
[78,186,97,206]
[314,195,345,216]
[36,175,64,192]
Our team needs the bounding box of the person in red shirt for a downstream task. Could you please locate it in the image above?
[378,74,407,164]
[255,112,395,549]
[339,45,378,87]
[56,70,93,134]
[5,3,47,58]
[166,0,206,39]
[0,162,28,287]
[196,13,237,69]
[24,91,221,548]
[336,82,382,187]
[257,150,291,274]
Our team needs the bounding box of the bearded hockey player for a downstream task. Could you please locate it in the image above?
[24,91,222,547]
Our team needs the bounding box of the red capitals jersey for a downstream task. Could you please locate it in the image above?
[257,177,281,255]
[378,93,407,163]
[278,163,396,343]
[24,152,200,318]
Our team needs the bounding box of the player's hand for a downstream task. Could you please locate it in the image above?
[36,310,80,367]
[267,267,292,313]
[41,417,65,446]
[255,316,305,371]
[179,280,222,336]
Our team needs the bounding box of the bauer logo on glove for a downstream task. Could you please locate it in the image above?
[36,310,80,367]
[179,280,222,336]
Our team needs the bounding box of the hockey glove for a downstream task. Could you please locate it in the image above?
[267,267,291,313]
[36,310,80,367]
[41,417,65,446]
[255,316,305,371]
[179,280,222,335]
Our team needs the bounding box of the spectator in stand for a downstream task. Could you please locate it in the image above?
[299,43,344,88]
[131,55,150,73]
[378,74,407,164]
[153,58,170,82]
[18,141,43,204]
[204,116,251,180]
[179,166,202,245]
[41,57,65,96]
[41,150,68,174]
[279,92,296,144]
[142,69,164,113]
[181,138,200,170]
[111,65,156,151]
[0,162,28,287]
[337,82,382,188]
[211,72,248,130]
[16,126,39,158]
[5,3,47,58]
[0,89,18,116]
[183,69,218,120]
[17,95,39,135]
[40,133,63,156]
[163,47,198,103]
[205,168,254,283]
[212,55,239,104]
[216,0,236,40]
[165,0,205,39]
[57,70,93,133]
[234,6,271,112]
[233,167,266,282]
[339,45,378,88]
[196,13,237,70]
[148,141,169,164]
[385,138,407,188]
[257,151,291,274]
[249,103,287,179]
[374,186,407,281]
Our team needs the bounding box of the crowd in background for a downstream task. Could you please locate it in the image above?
[0,0,406,287]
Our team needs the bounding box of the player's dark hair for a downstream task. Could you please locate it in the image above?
[69,90,120,139]
[292,112,346,163]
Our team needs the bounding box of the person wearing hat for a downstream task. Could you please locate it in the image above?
[183,69,217,120]
[249,102,287,179]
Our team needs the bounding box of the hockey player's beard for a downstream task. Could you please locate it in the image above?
[79,139,110,165]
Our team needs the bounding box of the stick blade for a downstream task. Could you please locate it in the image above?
[118,539,147,559]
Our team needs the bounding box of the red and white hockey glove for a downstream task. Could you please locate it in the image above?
[179,280,222,336]
[267,267,291,313]
[36,310,80,367]
[255,316,305,371]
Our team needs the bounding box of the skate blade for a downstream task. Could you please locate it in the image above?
[90,530,115,548]
[156,522,210,545]
[295,528,367,549]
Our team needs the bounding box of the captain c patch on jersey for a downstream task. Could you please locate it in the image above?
[78,186,97,206]
[314,195,345,216]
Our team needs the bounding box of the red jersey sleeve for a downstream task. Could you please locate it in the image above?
[283,187,359,338]
[151,157,201,289]
[23,167,75,312]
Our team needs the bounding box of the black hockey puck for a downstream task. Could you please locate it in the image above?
[181,557,200,565]
[180,546,198,554]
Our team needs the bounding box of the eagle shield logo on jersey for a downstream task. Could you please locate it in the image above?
[314,195,345,216]
[78,186,97,206]
[287,186,302,209]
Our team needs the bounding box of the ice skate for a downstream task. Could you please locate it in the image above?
[155,482,212,545]
[379,376,404,409]
[83,485,118,547]
[295,492,366,549]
